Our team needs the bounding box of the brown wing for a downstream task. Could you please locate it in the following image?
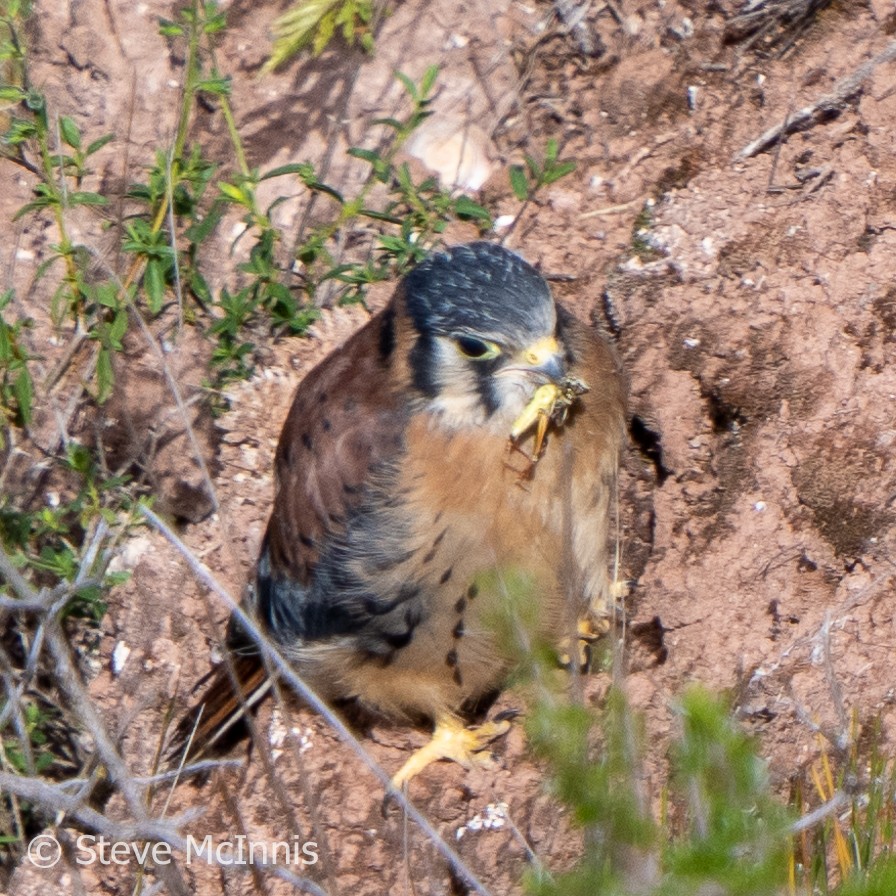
[263,304,406,587]
[168,304,407,765]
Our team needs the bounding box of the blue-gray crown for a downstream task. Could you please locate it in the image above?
[402,242,556,345]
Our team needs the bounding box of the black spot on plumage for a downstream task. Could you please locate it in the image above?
[322,418,332,432]
[422,530,447,563]
[380,606,423,651]
[453,666,463,686]
[467,583,479,600]
[371,548,417,572]
[453,619,464,639]
[439,567,453,584]
[299,532,314,548]
[362,583,420,616]
[382,625,414,650]
[454,596,466,614]
[301,432,313,451]
[445,648,458,667]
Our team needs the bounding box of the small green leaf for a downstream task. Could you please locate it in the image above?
[68,191,108,208]
[196,75,232,97]
[85,133,115,156]
[372,116,403,132]
[144,259,166,313]
[347,147,379,164]
[0,86,25,103]
[189,269,212,305]
[542,160,576,185]
[395,70,418,102]
[96,347,114,403]
[185,202,225,245]
[509,165,529,201]
[311,8,336,56]
[419,65,439,100]
[13,200,48,220]
[12,367,33,425]
[219,181,249,205]
[158,18,184,36]
[91,282,120,309]
[59,115,81,150]
[454,195,491,223]
[108,308,128,348]
[260,163,311,180]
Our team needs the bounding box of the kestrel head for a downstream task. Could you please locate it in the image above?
[400,242,567,430]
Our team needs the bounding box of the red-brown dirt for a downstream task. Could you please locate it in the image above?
[4,1,896,894]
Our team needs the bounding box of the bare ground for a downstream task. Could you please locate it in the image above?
[4,0,896,893]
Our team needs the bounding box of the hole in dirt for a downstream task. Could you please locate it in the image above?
[705,390,747,434]
[629,415,671,484]
[629,616,668,666]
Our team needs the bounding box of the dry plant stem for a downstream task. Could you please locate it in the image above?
[264,673,340,894]
[138,504,497,896]
[135,759,245,785]
[43,617,191,896]
[790,789,849,835]
[3,538,331,892]
[736,39,896,159]
[0,772,191,845]
[0,587,191,895]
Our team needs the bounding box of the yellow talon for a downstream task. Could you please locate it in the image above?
[390,715,512,789]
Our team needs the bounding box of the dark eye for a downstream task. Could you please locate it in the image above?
[455,336,501,360]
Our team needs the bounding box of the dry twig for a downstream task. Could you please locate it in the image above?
[737,40,896,159]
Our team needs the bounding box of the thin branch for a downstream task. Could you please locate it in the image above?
[736,39,896,159]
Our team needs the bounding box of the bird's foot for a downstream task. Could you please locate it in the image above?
[390,715,511,790]
[559,616,613,670]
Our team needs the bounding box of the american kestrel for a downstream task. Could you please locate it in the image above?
[175,242,627,786]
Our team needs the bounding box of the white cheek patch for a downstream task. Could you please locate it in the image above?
[423,337,538,432]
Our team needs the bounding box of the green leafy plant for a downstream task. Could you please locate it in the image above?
[523,683,790,896]
[0,290,32,446]
[265,0,377,71]
[509,137,576,203]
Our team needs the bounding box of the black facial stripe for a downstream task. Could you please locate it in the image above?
[378,304,396,362]
[474,362,500,417]
[409,333,439,398]
[555,306,578,365]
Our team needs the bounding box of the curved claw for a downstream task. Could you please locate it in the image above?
[389,715,512,791]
